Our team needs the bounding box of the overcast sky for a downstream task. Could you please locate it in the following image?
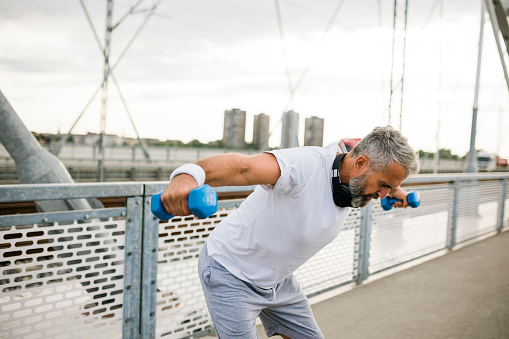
[1,0,508,158]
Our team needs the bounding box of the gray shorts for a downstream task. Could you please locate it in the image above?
[198,243,324,339]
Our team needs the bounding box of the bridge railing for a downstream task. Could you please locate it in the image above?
[0,174,508,338]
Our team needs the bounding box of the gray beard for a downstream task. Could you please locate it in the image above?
[349,172,379,208]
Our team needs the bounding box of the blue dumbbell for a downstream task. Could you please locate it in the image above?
[151,184,218,220]
[381,190,420,211]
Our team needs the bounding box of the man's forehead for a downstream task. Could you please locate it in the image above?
[375,163,407,187]
[378,173,403,186]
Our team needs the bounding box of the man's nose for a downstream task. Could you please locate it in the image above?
[378,187,390,199]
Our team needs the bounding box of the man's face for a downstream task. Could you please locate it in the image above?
[349,162,407,208]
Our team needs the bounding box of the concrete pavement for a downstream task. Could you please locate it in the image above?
[257,230,509,338]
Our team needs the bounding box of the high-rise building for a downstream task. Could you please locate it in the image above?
[304,116,324,147]
[253,113,270,150]
[281,110,299,149]
[223,108,246,149]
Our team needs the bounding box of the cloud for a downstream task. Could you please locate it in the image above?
[0,0,507,157]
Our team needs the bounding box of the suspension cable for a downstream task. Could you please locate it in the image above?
[262,0,348,150]
[274,0,295,107]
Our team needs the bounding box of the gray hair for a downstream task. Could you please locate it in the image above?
[351,126,420,175]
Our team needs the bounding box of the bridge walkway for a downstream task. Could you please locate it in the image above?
[256,231,509,338]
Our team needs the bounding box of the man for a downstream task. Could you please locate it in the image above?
[160,126,420,338]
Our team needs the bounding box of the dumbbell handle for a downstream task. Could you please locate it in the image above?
[381,190,420,211]
[385,198,405,205]
[151,184,218,220]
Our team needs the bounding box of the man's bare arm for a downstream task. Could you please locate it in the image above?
[160,152,280,216]
[196,152,280,187]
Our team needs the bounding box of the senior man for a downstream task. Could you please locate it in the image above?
[160,125,420,338]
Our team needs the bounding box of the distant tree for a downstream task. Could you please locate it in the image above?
[417,150,431,158]
[32,132,53,145]
[245,142,257,150]
[203,140,225,148]
[438,148,459,160]
[165,140,185,147]
[418,148,461,160]
[188,139,203,148]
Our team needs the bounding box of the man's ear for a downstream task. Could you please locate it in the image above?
[353,155,370,175]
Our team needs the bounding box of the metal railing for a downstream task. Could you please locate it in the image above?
[1,156,508,185]
[1,173,508,338]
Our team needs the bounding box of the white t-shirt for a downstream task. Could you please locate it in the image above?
[206,142,350,288]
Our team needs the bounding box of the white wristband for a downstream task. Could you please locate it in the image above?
[170,164,206,186]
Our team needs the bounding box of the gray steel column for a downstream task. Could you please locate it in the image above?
[498,178,507,232]
[447,181,461,249]
[98,0,113,182]
[466,0,485,173]
[433,0,444,175]
[123,196,143,338]
[357,203,373,284]
[484,0,509,95]
[388,0,409,131]
[0,90,94,211]
[140,193,160,338]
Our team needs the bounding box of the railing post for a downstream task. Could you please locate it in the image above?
[140,190,160,338]
[447,180,461,250]
[123,196,143,338]
[357,202,373,284]
[498,178,507,232]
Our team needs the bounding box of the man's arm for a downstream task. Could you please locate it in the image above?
[160,152,280,216]
[388,187,409,208]
[197,152,280,187]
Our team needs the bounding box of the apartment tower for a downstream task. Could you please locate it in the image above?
[223,108,246,149]
[281,110,299,149]
[304,116,324,147]
[253,113,270,150]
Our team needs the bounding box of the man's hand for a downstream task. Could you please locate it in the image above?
[388,187,409,208]
[160,174,198,216]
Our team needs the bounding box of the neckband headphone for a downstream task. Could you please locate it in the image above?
[332,153,352,207]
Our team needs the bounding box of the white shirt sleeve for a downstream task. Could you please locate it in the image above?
[261,148,317,194]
